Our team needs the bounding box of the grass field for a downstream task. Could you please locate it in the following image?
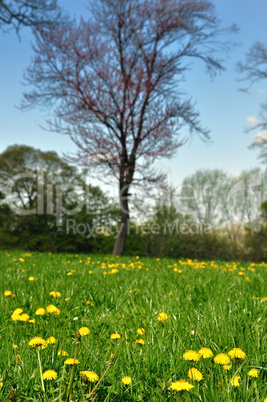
[1,251,266,401]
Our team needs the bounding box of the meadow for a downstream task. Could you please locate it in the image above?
[1,251,266,401]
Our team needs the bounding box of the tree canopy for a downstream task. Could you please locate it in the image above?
[22,0,236,255]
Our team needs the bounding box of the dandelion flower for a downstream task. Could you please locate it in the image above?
[170,379,194,391]
[11,313,21,321]
[19,313,30,321]
[183,350,201,362]
[43,370,58,380]
[28,337,47,350]
[65,297,71,301]
[46,336,57,345]
[13,344,18,350]
[214,353,230,365]
[231,375,241,387]
[28,319,36,324]
[78,327,90,336]
[49,291,61,298]
[188,368,203,382]
[122,376,132,385]
[158,312,168,322]
[46,305,60,315]
[135,339,145,345]
[110,333,121,340]
[4,290,12,296]
[228,348,246,361]
[28,276,35,281]
[223,365,232,371]
[137,328,145,335]
[12,308,23,315]
[198,347,213,358]
[35,308,46,316]
[80,371,99,382]
[58,350,68,356]
[248,369,259,378]
[64,358,80,365]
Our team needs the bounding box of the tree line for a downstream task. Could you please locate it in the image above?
[0,145,266,261]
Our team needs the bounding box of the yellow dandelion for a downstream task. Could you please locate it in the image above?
[86,301,94,306]
[28,319,36,324]
[248,369,259,378]
[122,376,132,385]
[223,364,232,371]
[43,370,58,380]
[4,290,12,296]
[80,371,99,382]
[13,344,18,350]
[65,297,71,301]
[170,379,194,391]
[231,375,241,387]
[46,305,60,315]
[78,327,90,336]
[188,368,203,382]
[64,358,80,365]
[12,308,23,315]
[214,353,231,365]
[228,348,246,361]
[28,337,47,350]
[135,339,145,345]
[11,314,21,321]
[110,333,121,340]
[35,308,46,316]
[67,272,73,276]
[198,347,213,358]
[183,350,201,362]
[19,313,30,322]
[49,291,61,298]
[158,312,168,322]
[58,350,68,356]
[262,297,267,302]
[46,336,57,345]
[28,276,35,281]
[137,328,145,335]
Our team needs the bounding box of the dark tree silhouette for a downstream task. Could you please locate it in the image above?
[22,0,235,255]
[0,0,61,32]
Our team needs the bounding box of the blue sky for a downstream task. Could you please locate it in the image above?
[0,0,267,188]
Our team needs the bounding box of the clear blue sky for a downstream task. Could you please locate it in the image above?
[0,0,267,188]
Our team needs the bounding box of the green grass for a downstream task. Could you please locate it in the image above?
[0,251,266,401]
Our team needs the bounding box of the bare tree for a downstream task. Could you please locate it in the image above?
[0,0,61,32]
[237,41,267,162]
[22,0,235,255]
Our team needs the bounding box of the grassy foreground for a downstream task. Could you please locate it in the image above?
[0,251,266,401]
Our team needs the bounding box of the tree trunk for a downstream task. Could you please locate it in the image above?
[113,185,130,256]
